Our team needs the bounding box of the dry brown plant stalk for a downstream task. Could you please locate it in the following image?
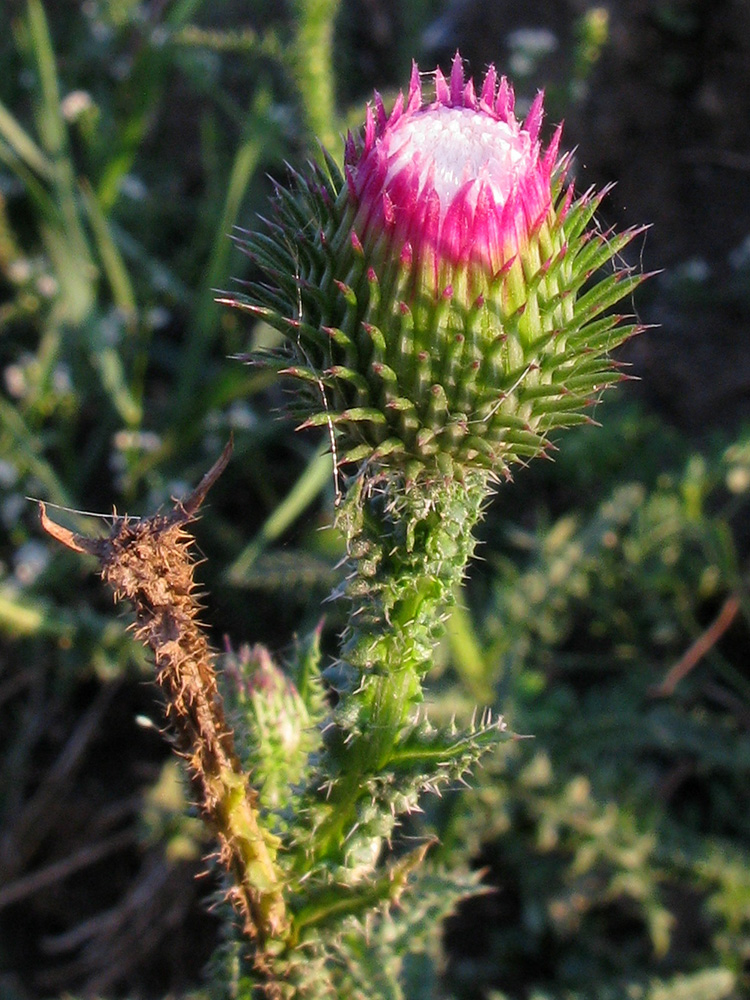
[39,441,289,951]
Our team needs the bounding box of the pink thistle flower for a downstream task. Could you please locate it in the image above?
[346,54,562,300]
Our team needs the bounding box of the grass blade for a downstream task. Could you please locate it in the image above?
[226,442,333,585]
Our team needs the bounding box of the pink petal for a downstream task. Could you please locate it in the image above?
[480,65,497,111]
[407,62,422,112]
[495,77,513,120]
[524,91,545,143]
[435,67,450,105]
[389,90,405,127]
[374,91,387,131]
[364,104,375,150]
[450,52,464,105]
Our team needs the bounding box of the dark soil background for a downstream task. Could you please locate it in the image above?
[2,0,750,998]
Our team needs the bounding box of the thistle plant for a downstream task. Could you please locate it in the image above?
[43,54,646,998]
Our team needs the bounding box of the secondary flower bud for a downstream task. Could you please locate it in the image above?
[228,54,645,479]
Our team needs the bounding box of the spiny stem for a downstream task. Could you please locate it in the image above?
[309,470,491,863]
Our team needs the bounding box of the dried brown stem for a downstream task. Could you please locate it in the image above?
[40,441,288,949]
[652,592,741,698]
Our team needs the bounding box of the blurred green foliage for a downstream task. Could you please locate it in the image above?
[433,406,750,998]
[0,1,749,999]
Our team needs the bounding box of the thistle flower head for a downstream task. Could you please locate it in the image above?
[346,57,558,301]
[229,54,646,480]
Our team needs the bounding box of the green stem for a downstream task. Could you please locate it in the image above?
[311,470,490,862]
[288,0,342,150]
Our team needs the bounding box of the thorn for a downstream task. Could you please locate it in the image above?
[180,438,234,520]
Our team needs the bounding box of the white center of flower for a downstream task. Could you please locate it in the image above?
[384,106,530,209]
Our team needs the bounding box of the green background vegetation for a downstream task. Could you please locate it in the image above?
[1,1,749,998]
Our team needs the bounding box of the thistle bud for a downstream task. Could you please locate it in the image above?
[229,54,645,479]
[222,643,314,813]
